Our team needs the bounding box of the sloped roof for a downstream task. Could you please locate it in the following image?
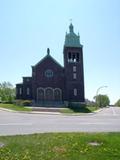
[33,54,63,69]
[16,83,23,85]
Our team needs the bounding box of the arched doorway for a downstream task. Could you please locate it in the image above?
[37,88,44,101]
[45,87,54,101]
[36,87,63,105]
[54,88,62,101]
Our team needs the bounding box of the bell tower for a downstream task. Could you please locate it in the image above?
[63,23,85,102]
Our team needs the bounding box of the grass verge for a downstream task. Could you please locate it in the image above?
[0,103,97,114]
[0,103,32,111]
[0,132,120,160]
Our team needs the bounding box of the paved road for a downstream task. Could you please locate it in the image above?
[0,107,120,135]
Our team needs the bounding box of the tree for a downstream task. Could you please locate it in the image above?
[94,94,110,107]
[0,82,15,103]
[115,99,120,107]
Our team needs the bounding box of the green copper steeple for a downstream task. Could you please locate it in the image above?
[69,23,74,33]
[64,23,82,47]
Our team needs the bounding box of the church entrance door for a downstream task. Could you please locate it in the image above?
[37,87,62,105]
[45,88,54,101]
[37,88,44,101]
[54,88,62,101]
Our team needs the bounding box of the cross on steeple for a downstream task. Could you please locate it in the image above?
[70,19,72,23]
[47,48,50,55]
[69,23,74,33]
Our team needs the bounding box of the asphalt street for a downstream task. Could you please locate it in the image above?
[0,107,120,135]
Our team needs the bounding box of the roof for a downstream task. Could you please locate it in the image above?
[33,53,63,69]
[16,83,23,86]
[22,77,32,79]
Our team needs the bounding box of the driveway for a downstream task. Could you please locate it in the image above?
[0,107,120,135]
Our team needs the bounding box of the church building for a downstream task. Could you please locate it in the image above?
[16,24,85,106]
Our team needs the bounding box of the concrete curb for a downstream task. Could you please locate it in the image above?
[0,108,17,113]
[0,107,103,116]
[0,108,61,115]
[93,108,103,113]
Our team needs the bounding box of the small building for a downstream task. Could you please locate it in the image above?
[16,24,85,106]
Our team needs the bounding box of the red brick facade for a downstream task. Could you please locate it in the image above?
[16,24,85,105]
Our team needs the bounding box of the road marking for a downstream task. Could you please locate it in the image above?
[78,122,115,125]
[0,123,32,126]
[111,107,117,116]
[64,122,116,125]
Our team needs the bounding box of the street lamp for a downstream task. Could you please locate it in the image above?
[95,85,108,108]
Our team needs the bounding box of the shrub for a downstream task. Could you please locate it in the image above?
[67,102,91,113]
[15,100,32,106]
[68,102,86,108]
[14,100,23,106]
[21,100,32,106]
[95,94,110,107]
[115,99,120,107]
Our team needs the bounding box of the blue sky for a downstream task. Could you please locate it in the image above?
[0,0,119,104]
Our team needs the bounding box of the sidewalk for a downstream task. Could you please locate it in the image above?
[0,107,103,115]
[0,107,61,115]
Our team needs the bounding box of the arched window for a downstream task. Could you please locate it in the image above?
[76,53,79,62]
[27,88,30,95]
[68,52,72,62]
[45,69,53,78]
[74,88,77,96]
[73,66,76,72]
[19,88,22,95]
[73,73,77,79]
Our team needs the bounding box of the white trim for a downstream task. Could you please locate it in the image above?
[36,87,62,101]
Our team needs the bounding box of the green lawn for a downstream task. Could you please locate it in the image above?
[0,103,97,113]
[0,133,120,160]
[0,103,32,111]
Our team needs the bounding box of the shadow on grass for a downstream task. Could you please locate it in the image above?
[69,106,91,113]
[68,103,96,113]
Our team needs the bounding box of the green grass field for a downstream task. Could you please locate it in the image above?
[0,103,32,111]
[0,133,120,160]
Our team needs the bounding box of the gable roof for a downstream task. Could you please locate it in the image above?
[33,54,63,69]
